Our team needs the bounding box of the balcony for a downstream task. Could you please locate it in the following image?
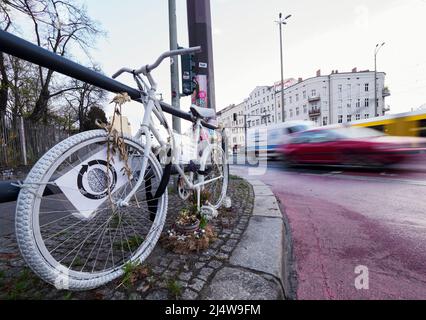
[382,87,391,97]
[309,108,321,118]
[308,94,321,103]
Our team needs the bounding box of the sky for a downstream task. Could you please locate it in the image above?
[59,0,426,130]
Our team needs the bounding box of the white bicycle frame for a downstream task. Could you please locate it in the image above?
[115,50,224,210]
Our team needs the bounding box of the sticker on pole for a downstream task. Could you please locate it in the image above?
[55,148,130,220]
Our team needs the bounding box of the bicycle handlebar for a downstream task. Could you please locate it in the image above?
[112,46,202,79]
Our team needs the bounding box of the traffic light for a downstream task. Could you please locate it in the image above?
[181,52,196,96]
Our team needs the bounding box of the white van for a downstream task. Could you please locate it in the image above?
[247,121,313,159]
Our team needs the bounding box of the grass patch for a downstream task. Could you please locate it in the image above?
[114,235,144,252]
[63,291,73,300]
[119,261,150,289]
[199,215,208,230]
[1,268,42,300]
[168,185,177,195]
[71,257,84,268]
[167,279,182,299]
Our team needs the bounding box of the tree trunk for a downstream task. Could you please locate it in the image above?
[29,68,54,124]
[0,53,9,119]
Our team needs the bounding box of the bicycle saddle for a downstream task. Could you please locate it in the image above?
[190,105,216,120]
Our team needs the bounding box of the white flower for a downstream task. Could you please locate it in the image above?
[177,235,187,242]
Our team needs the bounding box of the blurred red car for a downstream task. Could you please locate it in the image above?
[279,126,426,167]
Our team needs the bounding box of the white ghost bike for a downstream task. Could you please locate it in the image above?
[15,47,228,291]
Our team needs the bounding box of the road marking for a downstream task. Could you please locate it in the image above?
[307,173,426,187]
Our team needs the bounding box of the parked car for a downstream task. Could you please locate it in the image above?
[279,126,426,167]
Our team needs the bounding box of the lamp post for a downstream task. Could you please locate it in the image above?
[374,42,385,117]
[276,13,291,123]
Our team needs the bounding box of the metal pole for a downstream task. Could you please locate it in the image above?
[374,51,377,117]
[187,0,216,112]
[19,116,27,166]
[279,20,285,123]
[244,115,248,163]
[169,0,181,133]
[374,43,385,118]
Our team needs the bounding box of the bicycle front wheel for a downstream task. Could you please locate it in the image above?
[15,130,167,291]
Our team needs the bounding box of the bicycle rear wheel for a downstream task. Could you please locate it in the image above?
[201,145,229,209]
[15,130,167,291]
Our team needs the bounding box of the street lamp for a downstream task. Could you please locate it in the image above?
[276,13,291,123]
[374,42,385,117]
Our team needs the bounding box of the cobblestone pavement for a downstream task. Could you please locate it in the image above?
[0,176,253,300]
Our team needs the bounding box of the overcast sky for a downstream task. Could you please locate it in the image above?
[82,0,426,130]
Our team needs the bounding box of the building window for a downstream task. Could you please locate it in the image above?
[356,114,361,121]
[365,114,369,119]
[311,89,317,97]
[338,115,343,124]
[347,84,352,98]
[365,83,369,92]
[347,100,352,110]
[323,117,328,126]
[296,107,300,116]
[303,91,306,99]
[296,94,299,102]
[338,85,342,98]
[365,98,369,107]
[290,109,294,118]
[347,115,352,122]
[303,105,307,113]
[289,96,293,104]
[356,99,361,109]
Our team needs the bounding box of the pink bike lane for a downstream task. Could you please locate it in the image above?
[232,165,426,300]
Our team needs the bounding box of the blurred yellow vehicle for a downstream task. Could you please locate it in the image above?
[351,110,426,139]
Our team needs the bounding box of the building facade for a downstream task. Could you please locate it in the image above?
[274,70,389,127]
[216,102,245,152]
[217,69,390,149]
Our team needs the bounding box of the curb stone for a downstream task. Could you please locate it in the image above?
[200,176,286,300]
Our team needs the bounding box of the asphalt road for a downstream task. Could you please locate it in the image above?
[232,158,426,300]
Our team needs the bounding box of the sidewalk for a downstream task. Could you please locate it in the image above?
[0,175,287,300]
[199,175,286,300]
